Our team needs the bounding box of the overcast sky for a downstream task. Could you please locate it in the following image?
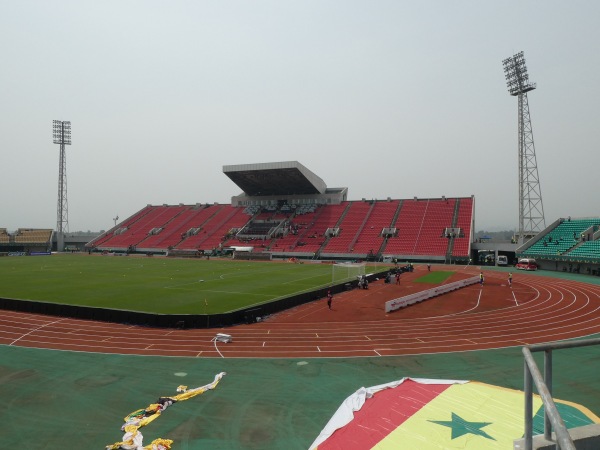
[1,1,599,233]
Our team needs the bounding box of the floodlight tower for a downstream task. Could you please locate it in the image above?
[502,52,546,244]
[53,120,71,252]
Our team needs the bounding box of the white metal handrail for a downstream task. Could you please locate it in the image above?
[522,337,600,450]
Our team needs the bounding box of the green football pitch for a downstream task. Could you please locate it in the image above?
[0,254,382,314]
[414,270,454,283]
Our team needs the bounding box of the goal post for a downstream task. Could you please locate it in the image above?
[332,262,366,284]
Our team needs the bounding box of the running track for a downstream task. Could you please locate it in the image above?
[1,268,599,358]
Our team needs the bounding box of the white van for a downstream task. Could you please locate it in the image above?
[496,255,508,266]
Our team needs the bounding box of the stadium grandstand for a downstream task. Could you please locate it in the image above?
[0,228,53,254]
[5,160,600,274]
[86,161,475,263]
[516,217,600,274]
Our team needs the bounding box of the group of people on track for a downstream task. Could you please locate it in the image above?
[327,265,514,310]
[479,271,513,287]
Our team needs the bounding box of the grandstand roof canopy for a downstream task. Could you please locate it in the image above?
[223,161,327,196]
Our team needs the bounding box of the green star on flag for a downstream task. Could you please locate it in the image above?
[430,412,496,440]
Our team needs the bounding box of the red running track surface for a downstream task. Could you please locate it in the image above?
[1,267,599,358]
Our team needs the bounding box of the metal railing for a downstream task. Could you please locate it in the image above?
[523,337,600,450]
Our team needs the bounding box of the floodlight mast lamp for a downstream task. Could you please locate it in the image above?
[502,52,546,244]
[53,120,71,252]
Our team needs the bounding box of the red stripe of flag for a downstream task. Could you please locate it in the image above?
[319,379,451,449]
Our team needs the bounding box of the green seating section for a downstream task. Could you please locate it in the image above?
[568,240,600,259]
[524,219,600,256]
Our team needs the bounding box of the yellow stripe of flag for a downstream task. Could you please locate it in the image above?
[372,382,543,450]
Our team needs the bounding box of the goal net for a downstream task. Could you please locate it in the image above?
[332,262,366,284]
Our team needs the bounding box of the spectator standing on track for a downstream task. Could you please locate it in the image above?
[427,263,431,272]
[327,290,333,310]
[358,275,369,289]
[479,272,484,286]
[508,272,512,287]
[395,271,401,285]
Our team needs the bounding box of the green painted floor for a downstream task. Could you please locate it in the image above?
[2,338,600,449]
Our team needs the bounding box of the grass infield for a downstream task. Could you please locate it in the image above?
[413,270,454,284]
[0,254,384,314]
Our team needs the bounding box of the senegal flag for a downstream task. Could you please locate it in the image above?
[309,378,600,449]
